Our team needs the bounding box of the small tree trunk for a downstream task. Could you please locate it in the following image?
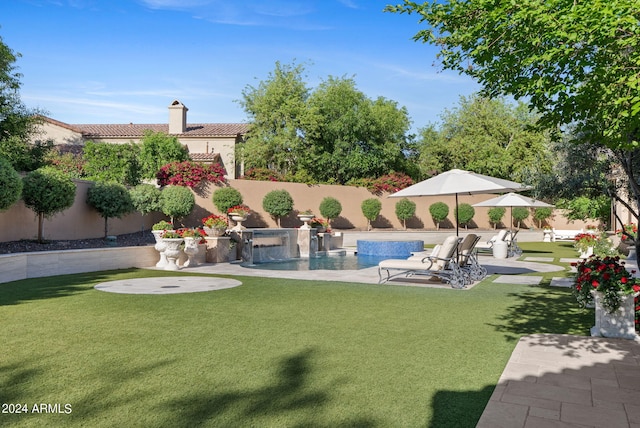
[104,217,109,238]
[37,212,45,243]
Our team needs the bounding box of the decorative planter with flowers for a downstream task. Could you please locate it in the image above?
[297,210,314,230]
[228,205,250,231]
[310,217,330,233]
[572,255,640,339]
[202,213,228,237]
[161,230,184,271]
[179,228,205,267]
[151,220,174,267]
[574,233,598,258]
[616,223,638,259]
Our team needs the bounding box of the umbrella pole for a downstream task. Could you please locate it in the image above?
[455,193,459,236]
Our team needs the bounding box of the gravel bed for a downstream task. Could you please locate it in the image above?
[0,231,156,255]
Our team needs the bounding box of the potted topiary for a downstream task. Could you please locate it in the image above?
[361,198,382,231]
[319,197,342,229]
[262,189,294,227]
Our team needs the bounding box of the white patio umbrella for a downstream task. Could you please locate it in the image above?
[473,192,554,229]
[389,169,529,235]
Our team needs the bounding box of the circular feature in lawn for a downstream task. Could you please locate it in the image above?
[94,276,241,294]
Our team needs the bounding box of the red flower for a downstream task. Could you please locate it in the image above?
[633,285,640,292]
[592,280,599,287]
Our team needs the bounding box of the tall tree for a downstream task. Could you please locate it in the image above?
[237,61,310,176]
[238,63,415,183]
[0,32,49,171]
[138,130,189,180]
[387,0,640,250]
[417,95,552,181]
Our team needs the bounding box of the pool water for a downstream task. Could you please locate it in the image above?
[243,254,403,271]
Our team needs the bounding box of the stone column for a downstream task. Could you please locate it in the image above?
[297,228,317,258]
[204,237,231,263]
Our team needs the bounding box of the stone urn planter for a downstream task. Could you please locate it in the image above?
[182,237,200,268]
[230,214,248,231]
[163,238,183,271]
[591,291,638,339]
[298,213,314,230]
[203,226,226,237]
[152,230,169,268]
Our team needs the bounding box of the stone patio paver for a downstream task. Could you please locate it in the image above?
[524,257,555,262]
[493,275,543,285]
[550,277,574,288]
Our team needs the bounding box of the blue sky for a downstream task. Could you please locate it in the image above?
[2,0,479,133]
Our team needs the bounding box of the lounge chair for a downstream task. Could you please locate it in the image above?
[457,234,487,283]
[475,229,509,254]
[378,235,466,288]
[506,230,523,257]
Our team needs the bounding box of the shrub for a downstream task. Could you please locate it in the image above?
[533,207,553,228]
[0,157,23,211]
[130,184,162,233]
[454,203,475,229]
[242,167,283,182]
[212,187,243,215]
[487,207,506,229]
[82,141,141,186]
[87,182,134,238]
[22,167,76,242]
[160,185,195,225]
[395,198,416,230]
[369,172,414,194]
[139,130,189,180]
[45,149,86,178]
[319,197,342,224]
[512,207,530,229]
[262,189,294,226]
[156,161,226,188]
[429,202,449,230]
[361,198,382,230]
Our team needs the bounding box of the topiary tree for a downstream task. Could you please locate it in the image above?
[22,167,76,243]
[262,189,293,227]
[130,184,162,234]
[86,182,135,238]
[429,202,449,230]
[0,157,23,211]
[395,198,416,230]
[319,197,342,226]
[160,185,195,226]
[454,203,475,230]
[488,207,506,230]
[212,187,243,216]
[533,207,554,229]
[361,198,382,231]
[512,207,530,229]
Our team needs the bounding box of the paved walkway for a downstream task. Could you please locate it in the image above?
[477,334,640,428]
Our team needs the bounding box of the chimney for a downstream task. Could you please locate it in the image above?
[168,100,188,134]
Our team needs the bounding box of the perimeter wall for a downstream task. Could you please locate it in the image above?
[0,179,592,243]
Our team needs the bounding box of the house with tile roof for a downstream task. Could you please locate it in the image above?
[32,100,249,179]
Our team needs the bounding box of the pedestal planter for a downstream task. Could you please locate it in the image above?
[203,226,226,237]
[579,246,594,259]
[230,214,247,231]
[298,214,313,230]
[152,230,168,268]
[163,238,183,271]
[182,237,200,268]
[591,291,638,339]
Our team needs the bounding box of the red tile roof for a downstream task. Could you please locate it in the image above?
[41,117,248,138]
[189,152,221,162]
[74,123,248,138]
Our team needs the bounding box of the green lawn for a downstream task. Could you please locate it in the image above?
[0,242,591,427]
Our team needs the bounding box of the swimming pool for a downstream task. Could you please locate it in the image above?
[243,254,403,271]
